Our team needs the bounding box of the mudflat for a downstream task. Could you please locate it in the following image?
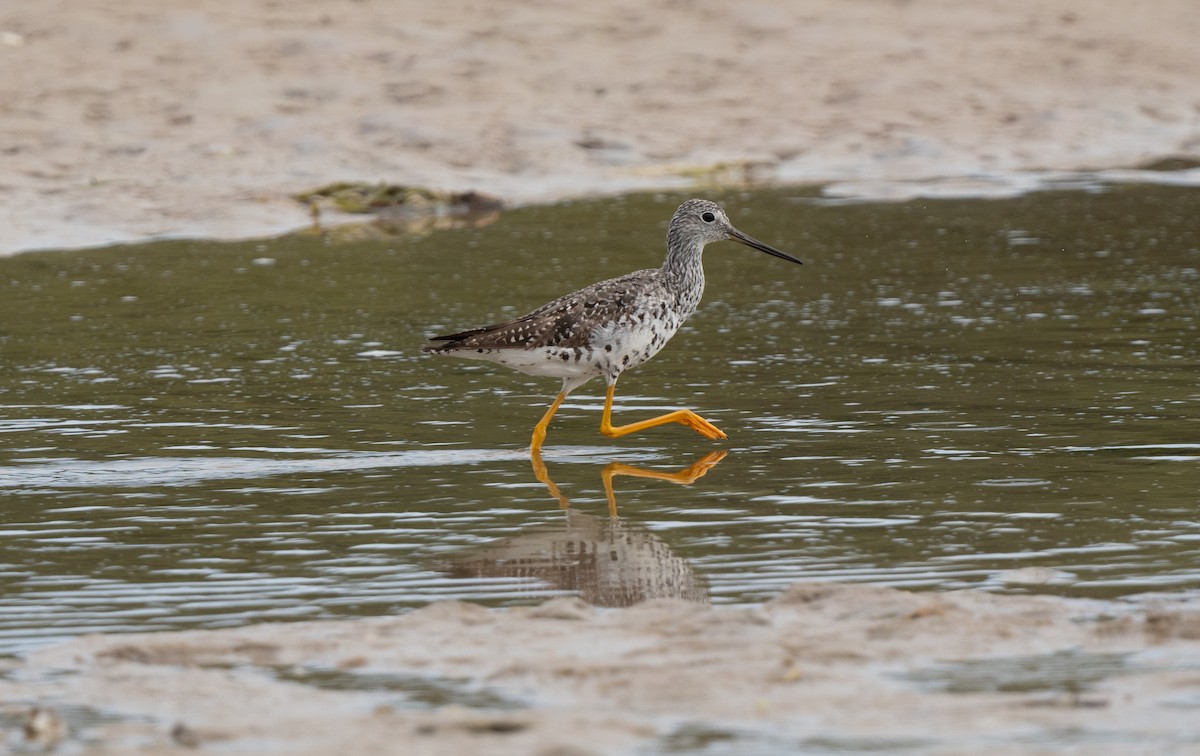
[2,0,1198,253]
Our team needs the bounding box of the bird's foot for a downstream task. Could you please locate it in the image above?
[678,410,728,440]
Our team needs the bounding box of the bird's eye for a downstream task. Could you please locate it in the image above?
[701,212,715,223]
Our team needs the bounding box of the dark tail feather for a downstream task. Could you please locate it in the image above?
[422,325,496,353]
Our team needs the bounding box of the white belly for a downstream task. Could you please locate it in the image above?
[450,345,603,380]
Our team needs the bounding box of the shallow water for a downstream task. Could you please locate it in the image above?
[1,184,1198,653]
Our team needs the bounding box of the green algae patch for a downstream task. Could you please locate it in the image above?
[292,183,502,216]
[291,183,504,238]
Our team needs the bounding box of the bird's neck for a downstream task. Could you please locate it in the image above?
[661,234,706,310]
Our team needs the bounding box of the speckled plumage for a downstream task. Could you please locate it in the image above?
[423,198,802,448]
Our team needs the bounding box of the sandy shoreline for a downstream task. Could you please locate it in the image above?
[2,0,1199,254]
[4,583,1200,753]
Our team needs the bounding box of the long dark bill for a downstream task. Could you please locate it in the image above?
[729,228,804,265]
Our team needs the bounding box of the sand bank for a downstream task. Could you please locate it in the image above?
[4,583,1200,753]
[2,0,1199,254]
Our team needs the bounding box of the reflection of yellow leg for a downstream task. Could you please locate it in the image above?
[531,391,567,454]
[530,447,570,509]
[599,382,728,441]
[601,450,728,517]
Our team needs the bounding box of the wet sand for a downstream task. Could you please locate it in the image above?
[2,0,1199,254]
[4,583,1200,753]
[4,1,1200,752]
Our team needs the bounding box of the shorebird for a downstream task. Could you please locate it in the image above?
[423,198,802,453]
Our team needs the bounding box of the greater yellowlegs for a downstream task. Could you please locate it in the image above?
[423,198,802,453]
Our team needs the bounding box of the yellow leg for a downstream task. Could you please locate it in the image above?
[531,391,567,454]
[601,450,729,517]
[600,382,728,441]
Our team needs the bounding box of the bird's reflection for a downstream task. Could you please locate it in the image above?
[531,448,727,517]
[443,508,710,606]
[442,450,727,607]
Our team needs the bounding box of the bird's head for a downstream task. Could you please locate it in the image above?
[670,199,803,265]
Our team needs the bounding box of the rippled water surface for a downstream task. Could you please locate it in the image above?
[1,184,1198,653]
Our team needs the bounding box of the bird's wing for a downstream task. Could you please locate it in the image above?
[425,270,656,351]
